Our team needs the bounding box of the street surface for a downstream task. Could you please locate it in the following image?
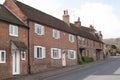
[44,56,120,80]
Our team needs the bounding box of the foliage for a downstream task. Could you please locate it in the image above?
[111,45,117,49]
[82,56,94,63]
[117,50,120,54]
[77,52,83,64]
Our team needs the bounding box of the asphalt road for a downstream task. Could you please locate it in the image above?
[44,56,120,80]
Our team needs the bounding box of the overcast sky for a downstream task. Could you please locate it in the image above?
[0,0,120,39]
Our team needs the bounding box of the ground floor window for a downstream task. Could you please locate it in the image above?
[51,48,61,59]
[21,51,26,60]
[0,50,6,63]
[68,50,76,59]
[34,46,46,59]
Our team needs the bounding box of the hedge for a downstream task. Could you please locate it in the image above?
[82,56,94,63]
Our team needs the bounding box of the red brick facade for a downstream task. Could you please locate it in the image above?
[0,21,28,79]
[4,0,78,74]
[0,0,104,79]
[28,21,77,73]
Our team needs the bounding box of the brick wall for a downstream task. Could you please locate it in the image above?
[29,21,77,73]
[0,21,28,79]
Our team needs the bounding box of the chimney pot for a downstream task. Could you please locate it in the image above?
[64,10,68,15]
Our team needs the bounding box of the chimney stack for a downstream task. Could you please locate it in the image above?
[98,31,103,40]
[74,17,81,27]
[63,10,70,26]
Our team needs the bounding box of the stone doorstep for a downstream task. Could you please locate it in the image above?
[5,61,102,80]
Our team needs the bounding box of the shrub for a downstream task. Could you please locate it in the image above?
[82,56,94,63]
[77,52,83,64]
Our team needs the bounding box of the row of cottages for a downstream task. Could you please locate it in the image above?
[0,0,104,79]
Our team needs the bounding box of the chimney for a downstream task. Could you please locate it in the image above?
[98,31,103,40]
[63,10,70,26]
[74,17,81,27]
[4,0,27,21]
[89,24,96,32]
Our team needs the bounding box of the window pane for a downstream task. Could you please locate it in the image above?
[39,48,42,58]
[11,26,13,34]
[53,49,59,58]
[1,52,4,61]
[37,48,40,58]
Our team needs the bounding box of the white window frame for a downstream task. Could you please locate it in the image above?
[35,23,44,35]
[69,34,74,42]
[68,50,76,59]
[21,51,26,60]
[34,46,46,59]
[9,24,18,37]
[53,29,60,39]
[51,48,61,59]
[0,50,6,63]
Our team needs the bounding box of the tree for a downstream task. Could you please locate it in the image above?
[111,45,117,49]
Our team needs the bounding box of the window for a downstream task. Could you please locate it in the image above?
[9,24,18,36]
[53,29,60,39]
[68,50,76,59]
[34,46,46,59]
[21,51,26,60]
[0,50,6,63]
[51,48,61,59]
[35,23,44,35]
[69,34,74,42]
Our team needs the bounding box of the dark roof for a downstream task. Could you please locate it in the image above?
[15,1,102,42]
[0,4,27,27]
[71,24,101,42]
[15,1,76,35]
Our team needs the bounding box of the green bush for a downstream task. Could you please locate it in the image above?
[82,56,94,63]
[77,52,83,64]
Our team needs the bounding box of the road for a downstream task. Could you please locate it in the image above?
[44,56,120,80]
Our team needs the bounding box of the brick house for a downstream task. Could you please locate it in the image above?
[0,0,105,79]
[4,0,78,74]
[0,4,28,79]
[72,18,104,60]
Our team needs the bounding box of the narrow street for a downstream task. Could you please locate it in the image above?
[44,56,120,80]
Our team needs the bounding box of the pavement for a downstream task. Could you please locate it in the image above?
[5,60,103,80]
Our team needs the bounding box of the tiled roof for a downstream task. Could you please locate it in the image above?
[15,1,102,42]
[0,4,27,27]
[71,24,101,42]
[15,1,77,35]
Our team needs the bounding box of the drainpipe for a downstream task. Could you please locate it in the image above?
[27,20,31,74]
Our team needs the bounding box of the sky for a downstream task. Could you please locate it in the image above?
[0,0,120,39]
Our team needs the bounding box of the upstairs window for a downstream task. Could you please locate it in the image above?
[53,29,60,39]
[69,34,74,42]
[0,50,6,63]
[34,46,46,59]
[9,24,18,37]
[68,50,76,59]
[35,23,44,35]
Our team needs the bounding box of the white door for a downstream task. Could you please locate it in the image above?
[62,53,66,66]
[12,50,20,75]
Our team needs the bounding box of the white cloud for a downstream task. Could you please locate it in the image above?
[71,3,120,39]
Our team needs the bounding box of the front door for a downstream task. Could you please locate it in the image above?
[62,53,66,66]
[12,50,20,75]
